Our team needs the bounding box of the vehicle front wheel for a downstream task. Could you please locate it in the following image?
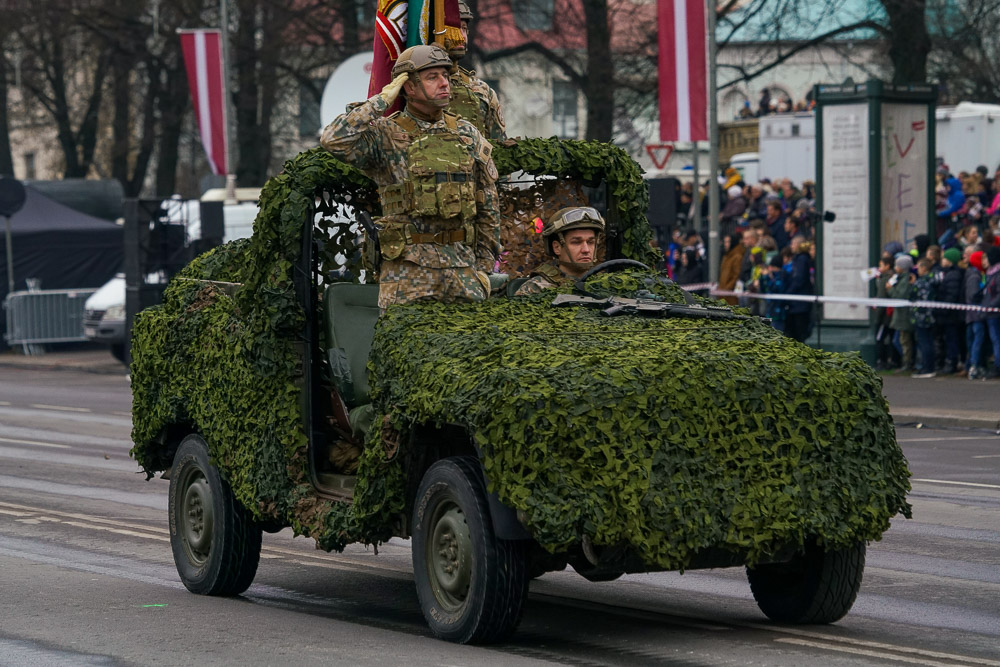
[169,434,262,596]
[747,540,865,624]
[411,456,529,644]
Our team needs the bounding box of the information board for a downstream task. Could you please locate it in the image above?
[821,103,869,321]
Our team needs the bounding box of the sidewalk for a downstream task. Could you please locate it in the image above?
[0,347,996,431]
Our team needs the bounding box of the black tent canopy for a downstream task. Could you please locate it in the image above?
[1,183,123,302]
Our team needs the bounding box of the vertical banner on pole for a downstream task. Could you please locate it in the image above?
[179,30,228,176]
[658,0,708,142]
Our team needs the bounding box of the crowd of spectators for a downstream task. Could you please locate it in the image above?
[659,163,1000,373]
[663,172,820,343]
[734,88,814,119]
[876,230,1000,380]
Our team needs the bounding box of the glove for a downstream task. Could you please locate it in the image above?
[475,270,492,297]
[379,73,409,106]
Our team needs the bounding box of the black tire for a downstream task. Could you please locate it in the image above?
[411,456,529,644]
[109,343,127,365]
[169,434,262,596]
[747,540,865,624]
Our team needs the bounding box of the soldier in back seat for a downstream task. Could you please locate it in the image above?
[443,0,506,141]
[515,207,605,295]
[320,44,501,310]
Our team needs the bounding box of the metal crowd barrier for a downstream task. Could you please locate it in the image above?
[4,288,98,348]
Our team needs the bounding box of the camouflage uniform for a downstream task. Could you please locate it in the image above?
[320,94,501,310]
[449,67,506,141]
[515,262,575,295]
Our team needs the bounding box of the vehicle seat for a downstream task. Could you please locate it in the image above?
[324,283,380,406]
[506,276,530,297]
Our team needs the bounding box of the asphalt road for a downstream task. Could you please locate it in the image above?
[0,368,998,666]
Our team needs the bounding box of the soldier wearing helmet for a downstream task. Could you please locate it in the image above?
[444,0,506,141]
[321,44,501,310]
[515,207,605,295]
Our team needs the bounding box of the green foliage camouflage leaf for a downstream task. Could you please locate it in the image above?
[130,142,911,567]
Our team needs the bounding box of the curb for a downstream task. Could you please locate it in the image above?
[891,411,1000,433]
[0,360,128,376]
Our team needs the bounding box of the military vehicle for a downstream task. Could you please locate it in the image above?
[130,141,910,644]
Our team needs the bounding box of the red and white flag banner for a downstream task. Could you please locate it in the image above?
[658,0,708,143]
[180,29,228,175]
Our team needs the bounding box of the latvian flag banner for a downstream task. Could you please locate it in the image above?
[658,0,708,142]
[180,29,228,175]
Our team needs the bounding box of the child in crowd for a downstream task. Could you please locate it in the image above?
[936,247,965,374]
[964,249,987,379]
[758,253,787,332]
[874,254,898,370]
[912,258,937,378]
[888,255,915,372]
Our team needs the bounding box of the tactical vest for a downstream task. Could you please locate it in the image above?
[376,112,478,260]
[448,70,486,136]
[531,262,569,284]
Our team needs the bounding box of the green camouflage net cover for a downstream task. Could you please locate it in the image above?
[369,272,911,567]
[130,142,910,565]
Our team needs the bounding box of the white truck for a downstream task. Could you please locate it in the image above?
[935,102,1000,174]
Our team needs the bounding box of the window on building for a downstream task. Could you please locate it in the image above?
[23,152,35,180]
[552,81,578,139]
[512,0,553,31]
[299,79,325,139]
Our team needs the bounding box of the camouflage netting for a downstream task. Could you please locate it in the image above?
[371,272,911,567]
[130,141,911,566]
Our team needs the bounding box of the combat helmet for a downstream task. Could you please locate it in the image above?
[542,206,605,256]
[459,0,473,21]
[392,44,456,79]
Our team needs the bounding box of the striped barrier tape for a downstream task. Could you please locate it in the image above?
[673,283,1000,314]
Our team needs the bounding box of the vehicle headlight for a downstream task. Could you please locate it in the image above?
[104,304,126,321]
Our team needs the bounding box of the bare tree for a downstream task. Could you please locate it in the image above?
[926,0,1000,104]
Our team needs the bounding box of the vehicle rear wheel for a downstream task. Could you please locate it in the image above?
[411,456,529,644]
[169,434,262,596]
[747,540,865,624]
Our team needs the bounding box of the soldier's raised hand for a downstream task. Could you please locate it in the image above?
[380,73,410,106]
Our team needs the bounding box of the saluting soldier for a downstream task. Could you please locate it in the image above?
[515,207,605,295]
[320,44,501,310]
[443,0,507,141]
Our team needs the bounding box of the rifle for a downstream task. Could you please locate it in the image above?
[550,293,753,321]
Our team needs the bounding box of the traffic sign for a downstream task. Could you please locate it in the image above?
[646,144,674,170]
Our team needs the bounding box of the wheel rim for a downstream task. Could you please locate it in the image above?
[426,499,473,612]
[179,468,214,566]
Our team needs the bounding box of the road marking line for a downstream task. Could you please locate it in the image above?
[774,638,971,667]
[0,436,71,449]
[896,436,996,443]
[60,521,169,542]
[29,404,92,413]
[0,401,10,406]
[0,509,33,517]
[751,624,1000,666]
[972,454,1000,459]
[912,478,1000,490]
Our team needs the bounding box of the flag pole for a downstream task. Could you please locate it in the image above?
[220,0,237,203]
[706,0,720,283]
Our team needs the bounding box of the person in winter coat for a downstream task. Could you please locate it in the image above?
[888,254,915,371]
[759,252,788,332]
[783,236,814,343]
[875,254,900,369]
[719,185,747,239]
[675,247,708,296]
[911,258,937,377]
[937,176,966,227]
[980,246,1000,378]
[964,249,987,379]
[718,232,746,306]
[935,247,965,374]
